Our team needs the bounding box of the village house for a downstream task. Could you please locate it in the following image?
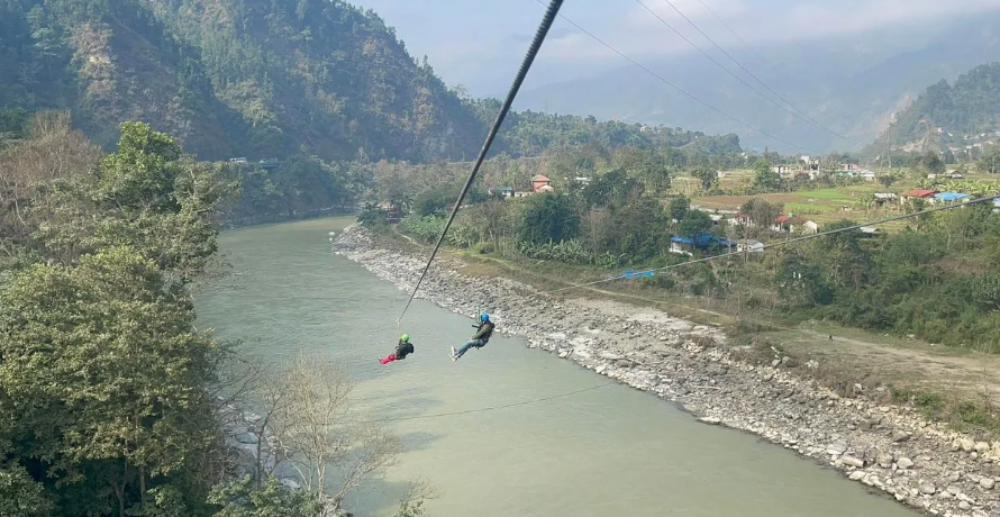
[947,169,965,180]
[489,187,515,199]
[872,192,897,208]
[771,215,816,234]
[669,234,736,255]
[902,189,937,203]
[859,170,876,182]
[840,163,859,172]
[573,177,592,185]
[737,239,765,253]
[531,175,551,192]
[932,192,970,204]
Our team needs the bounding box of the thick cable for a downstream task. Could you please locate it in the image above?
[543,194,1000,294]
[395,0,565,324]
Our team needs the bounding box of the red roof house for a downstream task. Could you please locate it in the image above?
[902,189,937,201]
[531,175,551,192]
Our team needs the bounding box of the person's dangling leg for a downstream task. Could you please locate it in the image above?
[452,339,483,361]
[380,353,397,365]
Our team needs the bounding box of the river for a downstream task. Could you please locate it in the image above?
[196,217,920,517]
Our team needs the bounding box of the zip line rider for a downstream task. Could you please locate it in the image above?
[380,334,415,365]
[452,313,495,362]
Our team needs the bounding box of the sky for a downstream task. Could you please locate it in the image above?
[349,0,1000,96]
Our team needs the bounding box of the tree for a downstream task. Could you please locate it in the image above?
[678,210,713,238]
[740,198,783,230]
[668,196,689,222]
[0,247,224,516]
[917,151,945,175]
[208,476,322,517]
[877,173,898,189]
[0,464,53,517]
[751,158,781,191]
[519,193,580,245]
[690,167,717,191]
[979,146,1000,174]
[259,353,401,512]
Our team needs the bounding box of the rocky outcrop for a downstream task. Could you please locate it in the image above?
[333,225,1000,517]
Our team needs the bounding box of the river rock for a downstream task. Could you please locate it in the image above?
[959,438,976,453]
[841,455,865,468]
[981,478,996,490]
[850,471,866,481]
[892,430,911,443]
[920,482,937,495]
[975,442,991,454]
[699,416,722,425]
[827,442,848,456]
[897,457,915,469]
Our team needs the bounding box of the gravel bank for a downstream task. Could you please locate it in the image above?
[333,225,1000,517]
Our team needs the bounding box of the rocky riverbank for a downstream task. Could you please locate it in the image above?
[332,224,1000,517]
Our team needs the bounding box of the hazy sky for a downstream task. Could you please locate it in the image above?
[349,0,1000,95]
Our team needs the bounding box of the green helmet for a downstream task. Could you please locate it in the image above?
[400,334,409,343]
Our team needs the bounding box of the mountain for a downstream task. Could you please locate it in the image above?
[0,0,485,162]
[513,12,1000,153]
[0,0,747,167]
[0,0,237,158]
[870,62,1000,154]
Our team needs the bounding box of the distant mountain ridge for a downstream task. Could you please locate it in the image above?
[0,0,743,163]
[869,61,1000,155]
[513,11,1000,153]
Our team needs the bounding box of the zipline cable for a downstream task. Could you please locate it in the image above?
[532,0,808,151]
[395,0,565,325]
[542,194,1000,294]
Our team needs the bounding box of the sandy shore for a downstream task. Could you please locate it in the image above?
[333,225,1000,517]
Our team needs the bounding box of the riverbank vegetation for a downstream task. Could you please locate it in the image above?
[360,142,1000,436]
[0,113,419,516]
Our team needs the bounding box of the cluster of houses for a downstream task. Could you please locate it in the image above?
[489,174,595,199]
[770,159,878,182]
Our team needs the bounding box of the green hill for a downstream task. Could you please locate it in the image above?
[873,62,1000,153]
[0,0,742,166]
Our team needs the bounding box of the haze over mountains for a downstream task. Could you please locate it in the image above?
[512,11,1000,153]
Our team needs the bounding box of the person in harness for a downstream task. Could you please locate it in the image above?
[380,334,415,365]
[451,312,494,361]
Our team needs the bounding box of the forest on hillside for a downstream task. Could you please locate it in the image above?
[875,62,1000,152]
[0,0,739,166]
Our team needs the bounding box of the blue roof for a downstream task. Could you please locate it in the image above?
[934,192,970,201]
[994,197,1000,207]
[671,233,735,248]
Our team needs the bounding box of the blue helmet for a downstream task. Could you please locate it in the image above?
[480,312,490,323]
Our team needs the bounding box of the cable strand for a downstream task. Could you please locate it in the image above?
[396,0,565,324]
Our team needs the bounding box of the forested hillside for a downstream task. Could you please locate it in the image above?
[0,0,236,158]
[0,0,741,167]
[873,62,1000,153]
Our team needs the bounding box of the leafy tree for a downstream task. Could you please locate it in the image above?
[668,196,689,222]
[877,173,898,189]
[740,198,783,230]
[690,167,717,191]
[0,464,53,517]
[678,210,713,238]
[519,194,579,245]
[980,146,1000,174]
[751,158,781,191]
[208,476,322,517]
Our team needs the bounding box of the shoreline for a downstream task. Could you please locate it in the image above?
[333,224,1000,517]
